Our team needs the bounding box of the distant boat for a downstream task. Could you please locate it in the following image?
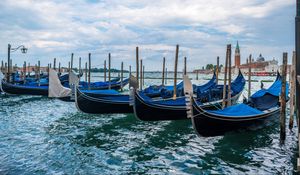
[187,72,288,137]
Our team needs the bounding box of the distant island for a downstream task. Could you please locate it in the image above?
[68,68,130,73]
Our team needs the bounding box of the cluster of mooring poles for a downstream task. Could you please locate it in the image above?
[1,49,131,92]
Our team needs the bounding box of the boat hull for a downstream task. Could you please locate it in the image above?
[75,87,133,114]
[1,80,48,96]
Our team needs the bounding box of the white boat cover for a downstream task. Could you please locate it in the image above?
[69,70,79,86]
[48,69,71,98]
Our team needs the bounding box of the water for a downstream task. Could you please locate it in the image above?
[0,73,298,174]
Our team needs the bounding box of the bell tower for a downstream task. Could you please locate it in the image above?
[235,41,241,68]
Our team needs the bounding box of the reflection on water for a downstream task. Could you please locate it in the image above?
[0,73,297,174]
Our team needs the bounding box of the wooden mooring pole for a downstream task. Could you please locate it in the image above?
[140,59,143,90]
[28,63,30,76]
[4,62,7,78]
[248,55,252,99]
[58,62,61,75]
[1,60,3,72]
[108,53,111,89]
[289,51,296,129]
[79,57,81,74]
[227,45,232,106]
[162,57,165,86]
[216,56,219,85]
[53,58,56,70]
[136,47,139,89]
[280,52,288,143]
[38,61,40,86]
[143,65,145,87]
[34,64,37,79]
[85,62,87,82]
[88,53,91,90]
[47,64,50,75]
[173,44,179,100]
[121,62,123,91]
[165,68,168,85]
[71,53,74,71]
[184,56,187,76]
[129,65,131,77]
[68,62,70,75]
[104,60,107,81]
[23,61,26,84]
[222,45,229,109]
[7,44,11,82]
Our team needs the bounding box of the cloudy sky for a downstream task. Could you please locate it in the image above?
[0,0,295,71]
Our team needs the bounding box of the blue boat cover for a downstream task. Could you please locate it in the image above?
[196,71,245,101]
[71,78,129,89]
[196,73,217,94]
[160,81,184,98]
[231,71,246,96]
[138,91,186,106]
[251,75,289,98]
[208,103,263,117]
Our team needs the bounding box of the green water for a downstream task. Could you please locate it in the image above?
[0,73,298,174]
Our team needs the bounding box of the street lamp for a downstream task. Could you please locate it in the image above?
[7,44,28,82]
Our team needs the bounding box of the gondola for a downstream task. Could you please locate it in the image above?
[1,79,49,96]
[132,70,245,121]
[187,72,288,137]
[75,87,133,114]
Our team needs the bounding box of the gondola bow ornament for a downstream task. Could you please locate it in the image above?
[184,75,193,118]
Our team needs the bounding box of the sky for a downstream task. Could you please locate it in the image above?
[0,0,296,71]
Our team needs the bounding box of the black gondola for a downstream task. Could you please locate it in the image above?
[133,71,246,121]
[187,73,288,137]
[1,79,49,96]
[75,86,133,114]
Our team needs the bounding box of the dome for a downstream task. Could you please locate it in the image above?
[256,54,265,62]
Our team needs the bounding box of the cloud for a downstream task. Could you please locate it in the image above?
[0,0,295,70]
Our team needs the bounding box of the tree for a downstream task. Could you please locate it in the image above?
[205,64,214,70]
